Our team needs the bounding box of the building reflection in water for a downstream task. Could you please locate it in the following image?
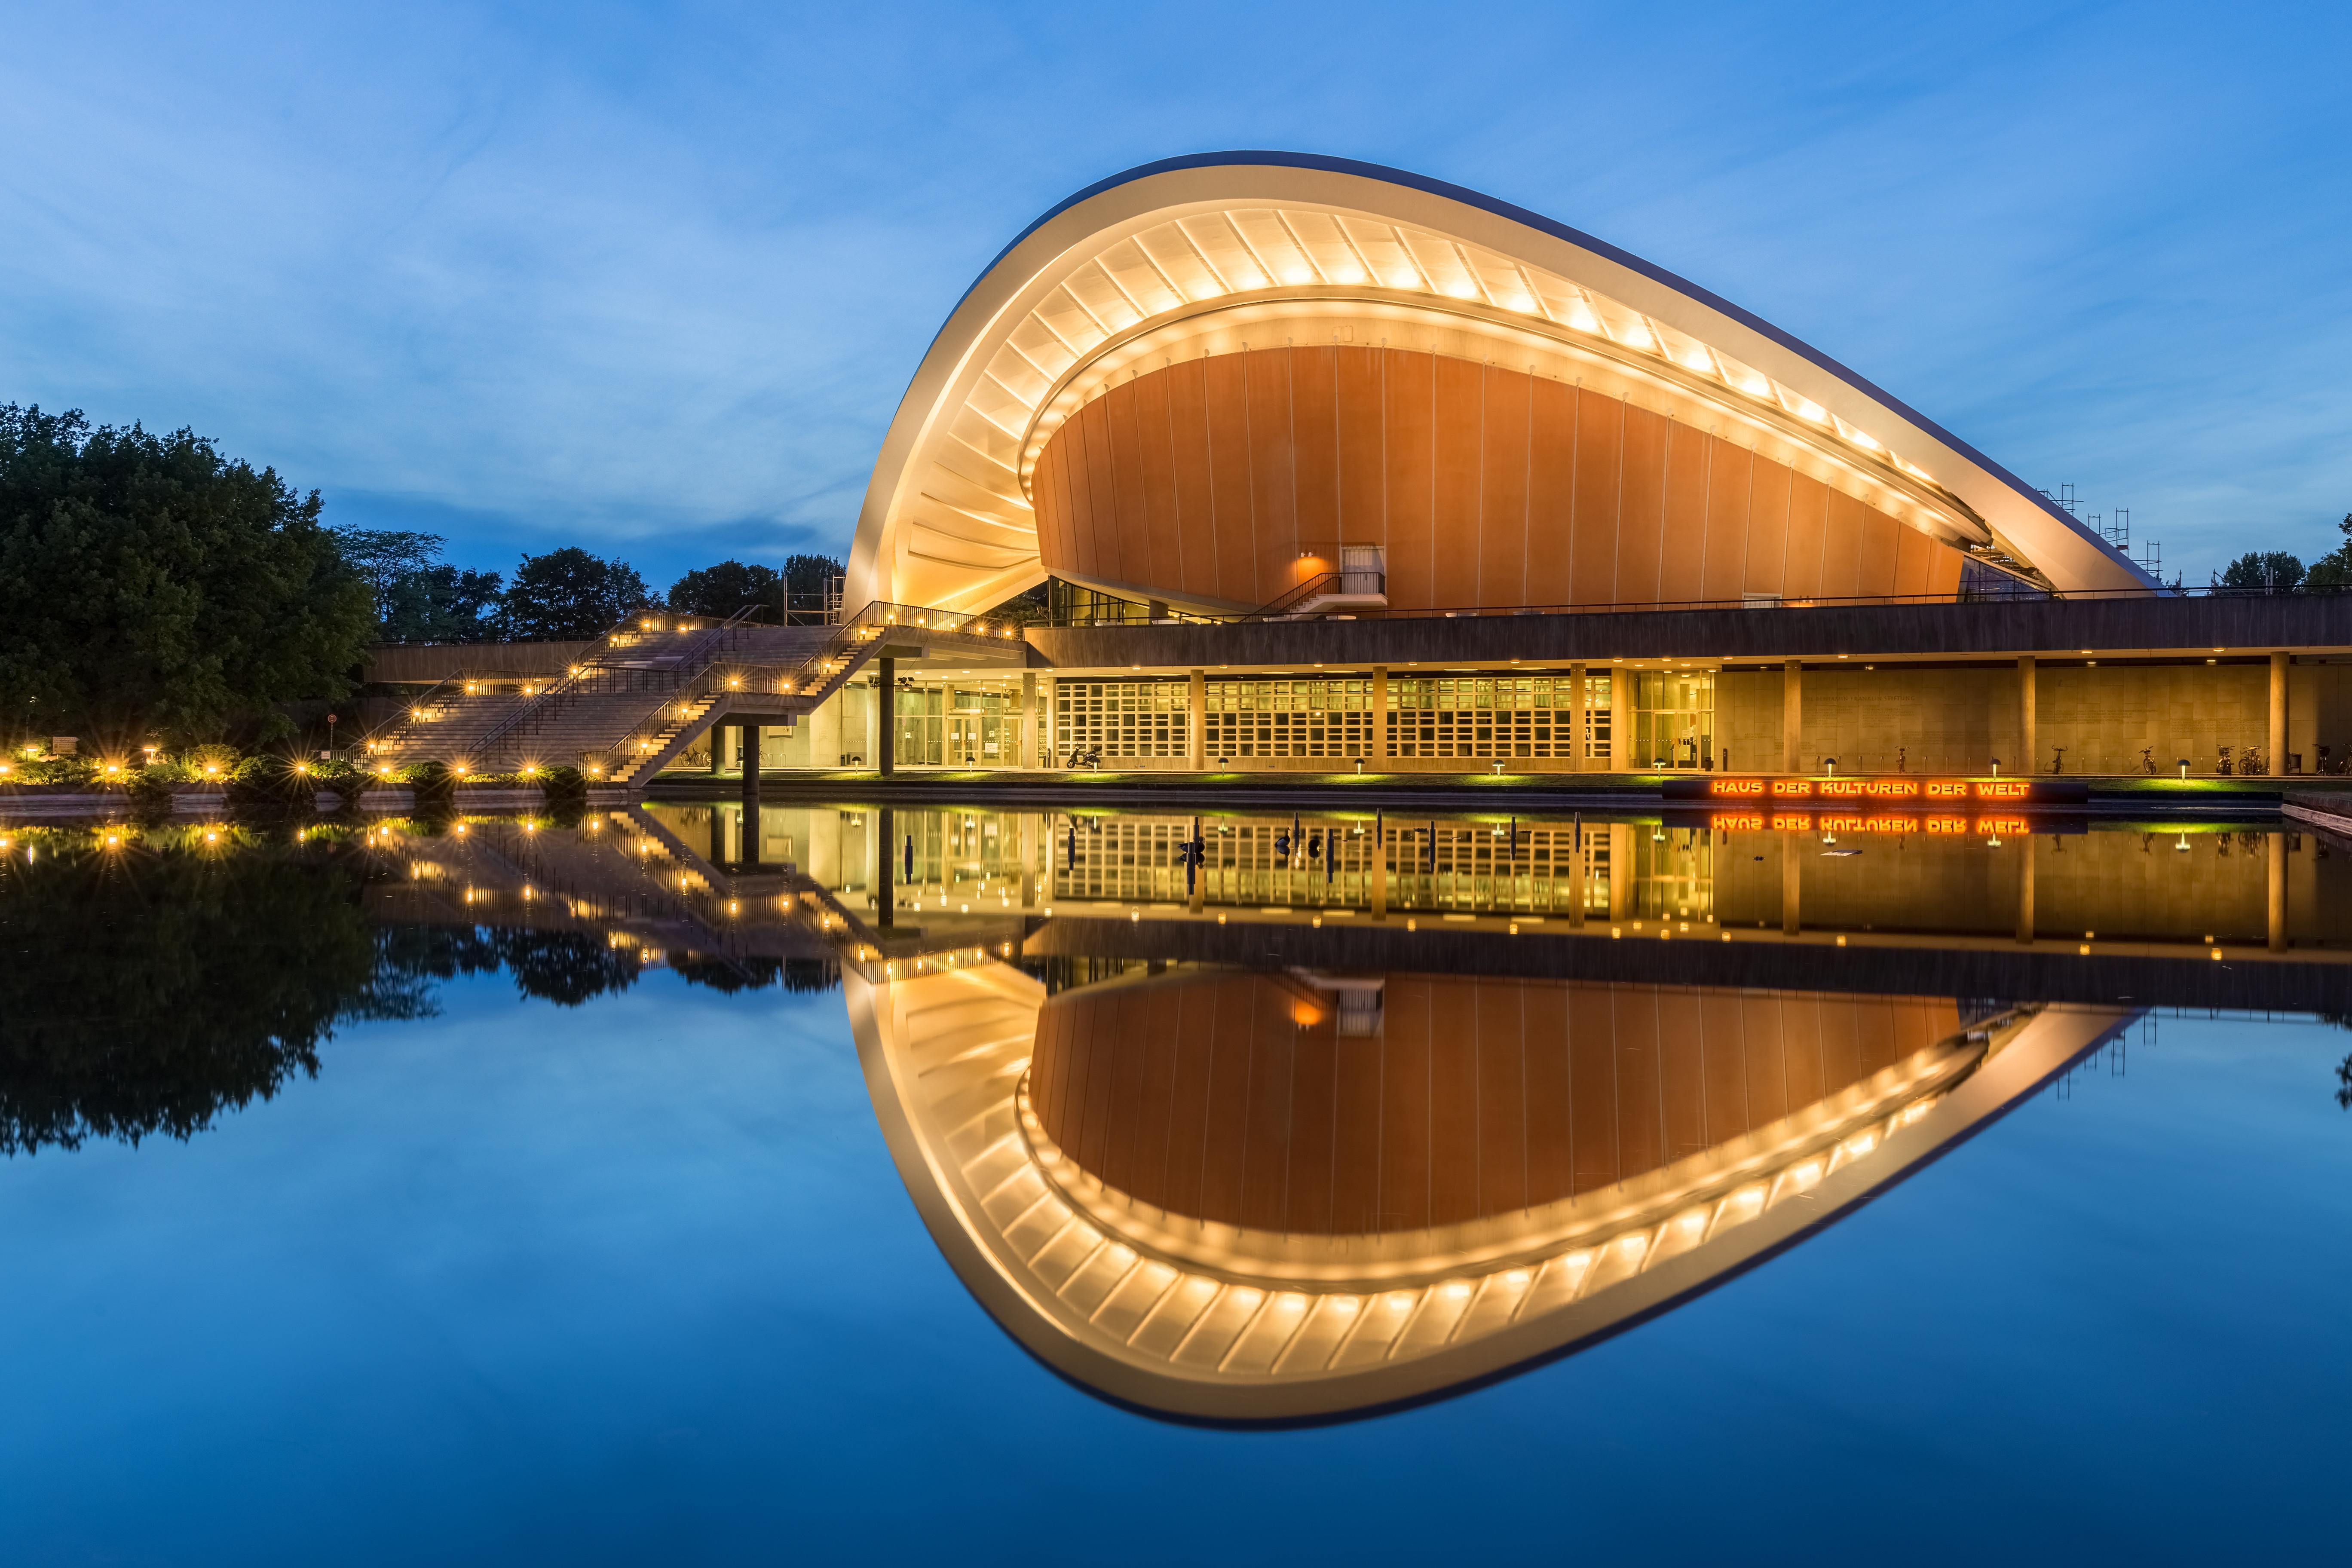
[13,800,2348,1421]
[851,959,2130,1424]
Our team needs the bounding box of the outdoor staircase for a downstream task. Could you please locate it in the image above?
[362,600,1024,788]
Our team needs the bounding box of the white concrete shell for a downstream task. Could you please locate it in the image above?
[848,153,2153,614]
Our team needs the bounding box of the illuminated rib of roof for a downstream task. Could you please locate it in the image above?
[851,961,2135,1425]
[851,153,2153,613]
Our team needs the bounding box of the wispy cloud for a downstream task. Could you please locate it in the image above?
[3,0,2346,586]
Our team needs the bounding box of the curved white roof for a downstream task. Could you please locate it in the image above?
[849,153,2153,613]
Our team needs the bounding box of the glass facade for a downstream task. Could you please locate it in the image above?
[1632,671,1715,769]
[894,686,1012,767]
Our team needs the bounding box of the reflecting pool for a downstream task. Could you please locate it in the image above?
[1,805,2348,1561]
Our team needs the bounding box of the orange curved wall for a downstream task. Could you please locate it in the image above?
[1031,347,1967,611]
[1028,974,1959,1236]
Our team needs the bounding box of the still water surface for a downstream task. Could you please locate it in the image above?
[1,805,2347,1562]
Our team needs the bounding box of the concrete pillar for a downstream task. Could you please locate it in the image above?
[2271,652,2289,775]
[1781,830,1801,935]
[877,660,895,777]
[2016,839,2035,944]
[1612,668,1632,771]
[714,725,735,775]
[876,806,894,927]
[1372,827,1387,920]
[1020,671,1037,770]
[1569,663,1588,773]
[2018,656,2037,777]
[1188,668,1207,770]
[2269,830,2287,951]
[1608,825,1630,919]
[1371,666,1389,769]
[1566,817,1586,928]
[707,804,726,866]
[1782,661,1803,774]
[1019,811,1036,907]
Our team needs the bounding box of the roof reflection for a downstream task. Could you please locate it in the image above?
[852,958,2130,1424]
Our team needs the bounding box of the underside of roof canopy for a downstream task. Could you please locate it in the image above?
[849,153,2154,615]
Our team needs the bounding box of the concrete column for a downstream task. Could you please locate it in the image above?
[1781,830,1801,935]
[1612,668,1632,771]
[707,804,726,866]
[1371,824,1387,921]
[2269,830,2287,951]
[2016,839,2035,944]
[1569,663,1588,774]
[1608,825,1630,919]
[1020,671,1037,770]
[876,806,894,927]
[1019,811,1036,907]
[877,660,894,777]
[738,722,760,819]
[714,725,735,775]
[1782,661,1803,774]
[1188,668,1207,770]
[1371,666,1389,769]
[1566,816,1586,928]
[2018,656,2037,777]
[2271,652,2289,775]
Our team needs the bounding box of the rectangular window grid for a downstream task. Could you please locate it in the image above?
[1053,680,1191,760]
[1204,679,1372,760]
[1386,675,1612,760]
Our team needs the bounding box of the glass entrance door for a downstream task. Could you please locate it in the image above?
[1634,672,1716,769]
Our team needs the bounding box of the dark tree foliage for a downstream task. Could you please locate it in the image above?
[0,839,420,1155]
[670,952,779,992]
[334,527,506,643]
[490,929,644,1006]
[668,560,781,618]
[2217,551,2306,593]
[2303,514,2352,592]
[496,547,651,641]
[784,552,843,621]
[0,404,374,744]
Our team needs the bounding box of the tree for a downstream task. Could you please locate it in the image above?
[784,552,843,622]
[0,834,418,1153]
[2216,551,2305,594]
[0,404,374,746]
[668,559,781,618]
[494,547,650,640]
[2303,514,2352,592]
[334,527,505,642]
[383,564,505,642]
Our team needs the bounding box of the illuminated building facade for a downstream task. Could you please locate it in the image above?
[805,153,2352,781]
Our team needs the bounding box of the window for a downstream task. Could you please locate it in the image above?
[1053,679,1190,760]
[1204,679,1370,759]
[1386,675,1611,760]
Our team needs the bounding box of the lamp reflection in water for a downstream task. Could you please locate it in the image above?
[852,963,2130,1425]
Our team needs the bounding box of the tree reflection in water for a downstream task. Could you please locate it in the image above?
[0,823,836,1154]
[0,828,415,1154]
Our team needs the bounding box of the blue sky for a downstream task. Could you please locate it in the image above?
[3,0,2348,593]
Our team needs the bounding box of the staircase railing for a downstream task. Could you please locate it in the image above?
[593,600,1027,782]
[1242,569,1386,621]
[468,603,766,766]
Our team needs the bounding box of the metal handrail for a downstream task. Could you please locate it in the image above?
[1244,570,1389,621]
[1022,579,2352,629]
[593,600,1026,779]
[469,603,764,763]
